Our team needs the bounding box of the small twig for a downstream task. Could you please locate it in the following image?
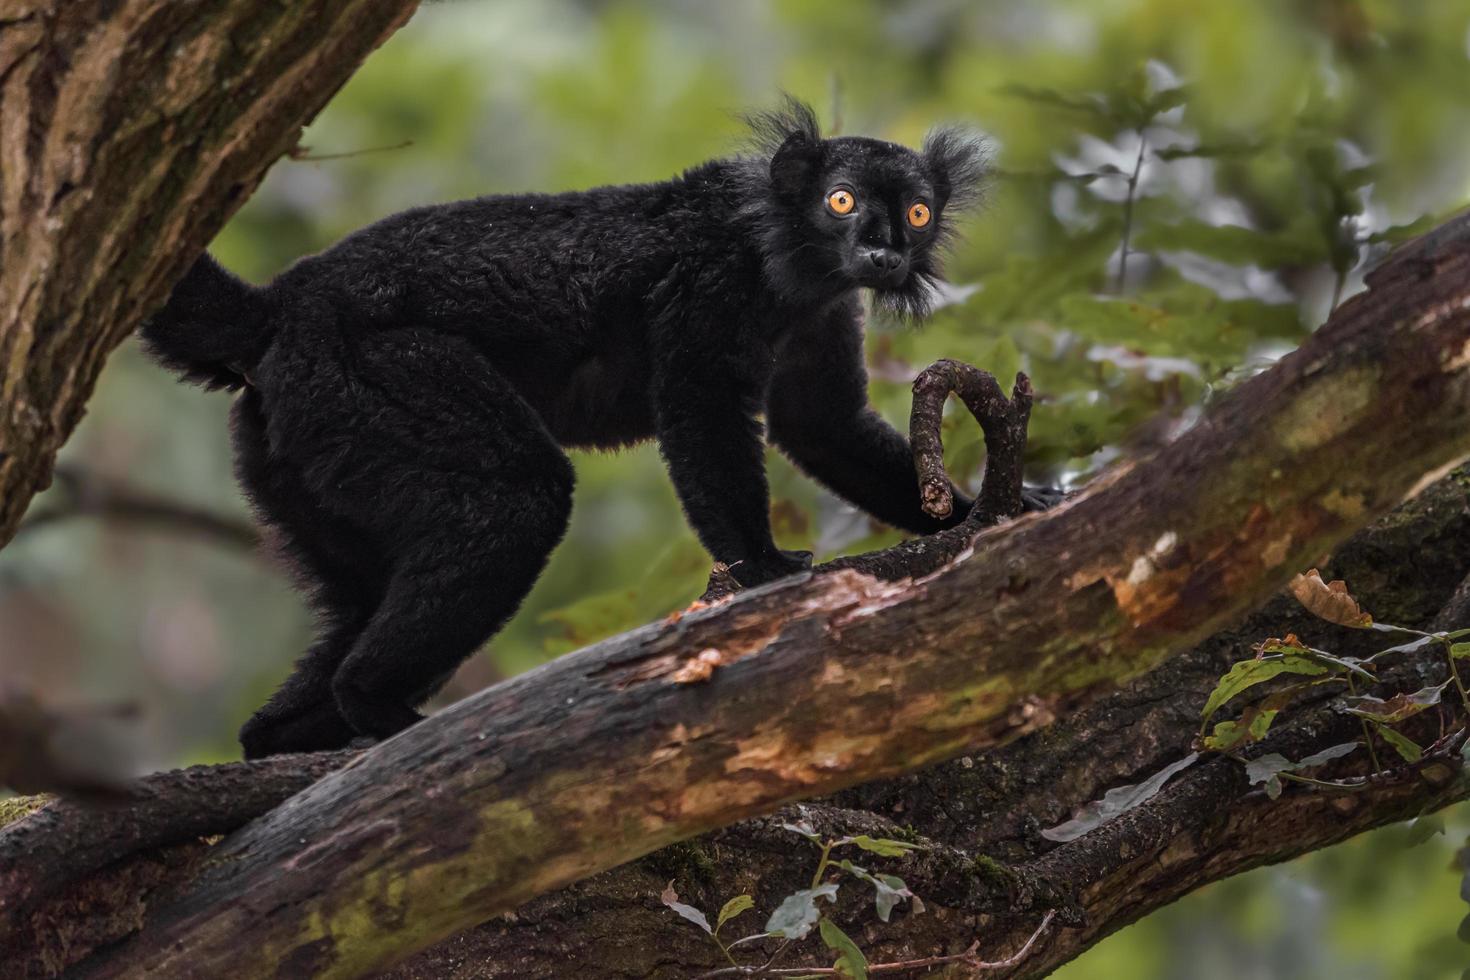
[1230,727,1467,795]
[909,359,1033,524]
[697,910,1057,978]
[828,73,845,137]
[1115,132,1148,292]
[1345,674,1382,772]
[16,466,257,550]
[286,139,413,162]
[1438,636,1470,717]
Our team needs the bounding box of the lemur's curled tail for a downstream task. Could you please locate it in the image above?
[141,254,272,391]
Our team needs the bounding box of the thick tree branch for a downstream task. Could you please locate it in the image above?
[8,214,1464,978]
[9,461,1467,977]
[0,0,420,548]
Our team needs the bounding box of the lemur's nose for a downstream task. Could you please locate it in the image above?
[865,249,904,272]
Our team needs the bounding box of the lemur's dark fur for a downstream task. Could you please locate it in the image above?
[142,100,989,758]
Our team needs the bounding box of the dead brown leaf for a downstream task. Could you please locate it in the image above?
[1288,569,1372,628]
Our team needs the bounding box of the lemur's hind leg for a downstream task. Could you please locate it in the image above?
[297,331,575,743]
[231,389,388,758]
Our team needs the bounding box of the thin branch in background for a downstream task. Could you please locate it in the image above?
[1115,132,1149,292]
[828,72,845,136]
[15,465,258,550]
[286,139,413,162]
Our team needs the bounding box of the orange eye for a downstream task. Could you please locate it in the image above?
[907,202,932,229]
[826,188,856,215]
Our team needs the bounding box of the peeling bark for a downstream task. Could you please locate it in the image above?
[0,0,419,548]
[6,466,1469,978]
[2,215,1466,978]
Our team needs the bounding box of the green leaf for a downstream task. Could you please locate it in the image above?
[715,895,755,934]
[1042,753,1200,842]
[837,861,914,922]
[1201,656,1328,724]
[660,882,711,934]
[1369,622,1426,636]
[1145,84,1190,116]
[1373,635,1435,658]
[1451,643,1470,660]
[1374,724,1423,763]
[1153,139,1264,161]
[1406,813,1446,847]
[819,918,869,979]
[1135,218,1330,268]
[846,835,922,858]
[1202,708,1279,752]
[1301,649,1376,682]
[995,83,1109,118]
[872,874,914,923]
[1244,742,1360,796]
[780,819,822,842]
[1364,213,1440,244]
[765,884,839,940]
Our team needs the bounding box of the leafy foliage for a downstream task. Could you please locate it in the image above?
[1198,570,1470,813]
[1244,743,1360,800]
[765,885,841,940]
[659,816,923,971]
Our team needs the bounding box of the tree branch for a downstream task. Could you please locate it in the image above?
[10,457,1467,977]
[6,213,1464,977]
[14,465,258,549]
[0,0,420,548]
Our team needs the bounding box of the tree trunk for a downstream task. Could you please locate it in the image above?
[2,214,1468,977]
[0,0,418,547]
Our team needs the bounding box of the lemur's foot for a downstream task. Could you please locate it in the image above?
[1021,485,1068,512]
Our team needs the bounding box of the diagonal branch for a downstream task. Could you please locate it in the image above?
[0,0,420,548]
[11,458,1468,978]
[29,213,1470,978]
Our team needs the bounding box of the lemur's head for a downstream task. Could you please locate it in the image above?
[746,98,988,317]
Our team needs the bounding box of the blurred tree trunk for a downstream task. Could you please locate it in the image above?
[0,0,418,548]
[3,214,1470,977]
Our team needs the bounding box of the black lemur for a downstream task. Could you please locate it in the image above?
[142,100,990,759]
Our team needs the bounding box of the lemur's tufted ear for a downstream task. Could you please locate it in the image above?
[922,126,990,211]
[769,131,822,195]
[746,96,823,196]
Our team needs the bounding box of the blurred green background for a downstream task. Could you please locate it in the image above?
[4,0,1470,975]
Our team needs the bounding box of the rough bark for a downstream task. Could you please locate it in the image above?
[6,466,1469,978]
[0,0,419,548]
[1,214,1465,978]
